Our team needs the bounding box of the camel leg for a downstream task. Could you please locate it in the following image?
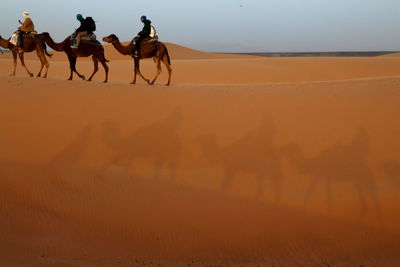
[36,46,49,78]
[42,55,49,78]
[18,52,33,77]
[163,54,172,86]
[88,57,98,82]
[11,50,17,76]
[67,56,75,80]
[133,59,150,84]
[100,59,109,83]
[36,50,46,78]
[68,55,85,81]
[131,59,138,84]
[150,57,162,85]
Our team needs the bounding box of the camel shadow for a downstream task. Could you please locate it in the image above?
[0,125,95,219]
[379,160,400,193]
[197,117,283,201]
[47,125,92,171]
[101,109,183,181]
[283,127,383,224]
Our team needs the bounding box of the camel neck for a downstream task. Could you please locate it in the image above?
[44,35,67,51]
[112,40,134,55]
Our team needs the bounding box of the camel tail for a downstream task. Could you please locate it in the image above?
[100,46,110,62]
[44,43,53,57]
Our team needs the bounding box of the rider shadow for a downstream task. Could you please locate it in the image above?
[101,109,183,181]
[283,127,383,225]
[197,117,283,201]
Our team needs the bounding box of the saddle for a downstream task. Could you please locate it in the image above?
[70,32,99,47]
[132,36,158,46]
[10,31,37,45]
[81,39,102,47]
[81,33,97,41]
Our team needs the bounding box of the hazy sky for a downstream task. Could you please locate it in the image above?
[1,0,399,52]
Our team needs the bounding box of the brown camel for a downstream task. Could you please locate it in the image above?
[102,34,171,86]
[39,32,109,82]
[0,34,51,77]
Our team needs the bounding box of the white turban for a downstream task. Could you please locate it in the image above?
[23,12,30,19]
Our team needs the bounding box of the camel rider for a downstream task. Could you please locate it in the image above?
[133,16,151,58]
[71,14,96,49]
[17,12,35,51]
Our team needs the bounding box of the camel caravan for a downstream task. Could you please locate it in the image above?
[0,12,172,85]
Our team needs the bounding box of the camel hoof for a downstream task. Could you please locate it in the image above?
[81,76,86,81]
[42,76,47,79]
[29,73,33,77]
[10,74,15,77]
[165,83,170,86]
[37,74,41,78]
[130,81,136,85]
[87,79,92,82]
[103,80,107,83]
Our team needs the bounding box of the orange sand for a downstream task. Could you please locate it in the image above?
[0,42,400,266]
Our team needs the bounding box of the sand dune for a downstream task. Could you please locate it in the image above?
[1,43,400,266]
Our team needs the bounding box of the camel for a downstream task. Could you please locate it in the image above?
[197,120,282,200]
[0,34,52,77]
[102,34,171,86]
[283,128,382,220]
[39,32,109,82]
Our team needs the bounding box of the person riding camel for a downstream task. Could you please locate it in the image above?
[133,16,152,58]
[17,12,35,52]
[71,14,96,49]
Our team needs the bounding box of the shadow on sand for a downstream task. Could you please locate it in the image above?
[283,127,383,225]
[197,117,283,200]
[101,108,183,181]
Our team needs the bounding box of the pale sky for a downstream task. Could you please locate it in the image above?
[1,0,399,52]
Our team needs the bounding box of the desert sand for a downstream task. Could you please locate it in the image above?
[0,43,400,266]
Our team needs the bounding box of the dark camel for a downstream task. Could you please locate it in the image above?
[39,32,109,82]
[103,34,171,86]
[0,34,51,77]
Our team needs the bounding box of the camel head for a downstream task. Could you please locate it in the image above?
[102,34,118,43]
